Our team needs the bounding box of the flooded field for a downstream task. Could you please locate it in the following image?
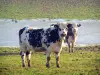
[0,19,100,46]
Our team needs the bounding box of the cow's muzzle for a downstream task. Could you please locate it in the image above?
[61,33,66,37]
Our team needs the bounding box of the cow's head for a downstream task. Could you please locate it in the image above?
[67,23,81,34]
[51,24,67,38]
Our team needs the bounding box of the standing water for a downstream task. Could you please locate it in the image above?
[0,19,100,47]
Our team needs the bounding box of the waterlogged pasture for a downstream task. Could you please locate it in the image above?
[0,46,100,75]
[0,0,100,74]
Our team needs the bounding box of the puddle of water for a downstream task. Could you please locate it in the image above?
[0,19,100,46]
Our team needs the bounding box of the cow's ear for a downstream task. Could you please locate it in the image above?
[50,24,55,27]
[54,25,59,29]
[77,24,81,27]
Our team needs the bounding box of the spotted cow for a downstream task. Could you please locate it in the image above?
[19,24,67,68]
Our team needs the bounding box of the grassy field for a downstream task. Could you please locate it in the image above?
[0,46,100,75]
[0,0,100,19]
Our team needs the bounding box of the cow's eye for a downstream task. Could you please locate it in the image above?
[59,28,61,31]
[66,28,68,30]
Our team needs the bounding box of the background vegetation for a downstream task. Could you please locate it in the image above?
[0,0,100,19]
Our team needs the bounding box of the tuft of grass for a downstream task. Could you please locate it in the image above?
[0,46,100,75]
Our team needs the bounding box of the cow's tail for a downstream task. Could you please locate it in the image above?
[19,27,26,43]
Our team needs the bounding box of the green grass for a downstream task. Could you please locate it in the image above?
[0,47,20,54]
[0,46,100,75]
[0,0,100,19]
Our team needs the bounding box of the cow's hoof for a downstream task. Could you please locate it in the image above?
[57,65,60,68]
[46,64,50,68]
[28,64,31,67]
[22,64,25,67]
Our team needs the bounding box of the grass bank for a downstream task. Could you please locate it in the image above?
[0,45,100,75]
[0,0,100,19]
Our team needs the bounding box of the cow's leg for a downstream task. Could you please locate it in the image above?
[68,42,71,53]
[72,43,74,53]
[46,51,51,68]
[26,51,31,67]
[55,52,60,68]
[20,51,26,67]
[66,39,71,53]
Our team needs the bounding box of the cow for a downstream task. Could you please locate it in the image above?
[57,22,81,53]
[19,24,67,68]
[66,23,81,53]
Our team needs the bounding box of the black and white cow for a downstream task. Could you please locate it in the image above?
[66,23,81,53]
[19,24,67,68]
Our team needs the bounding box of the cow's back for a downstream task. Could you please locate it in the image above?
[26,29,44,47]
[19,27,44,47]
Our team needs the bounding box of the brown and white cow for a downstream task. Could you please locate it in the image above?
[66,23,81,53]
[57,22,81,53]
